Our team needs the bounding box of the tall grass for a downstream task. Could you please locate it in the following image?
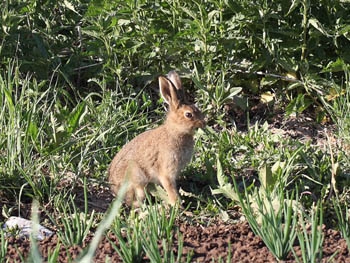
[0,228,7,262]
[322,70,350,145]
[333,198,350,250]
[0,60,151,203]
[0,62,56,202]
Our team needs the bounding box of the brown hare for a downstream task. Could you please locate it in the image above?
[108,71,205,206]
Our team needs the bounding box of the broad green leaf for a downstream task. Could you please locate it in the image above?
[28,121,38,141]
[271,161,285,174]
[286,0,301,16]
[67,101,87,135]
[211,185,239,202]
[286,94,313,116]
[216,156,224,187]
[322,58,347,73]
[229,87,242,98]
[212,156,239,202]
[339,24,350,36]
[309,18,331,37]
[3,86,14,115]
[64,0,79,14]
[259,165,275,192]
[287,82,304,91]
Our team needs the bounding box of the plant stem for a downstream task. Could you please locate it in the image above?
[301,0,309,61]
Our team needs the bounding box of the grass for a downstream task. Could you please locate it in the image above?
[50,179,96,247]
[232,180,298,261]
[0,229,7,262]
[293,202,324,263]
[112,198,188,263]
[333,197,350,250]
[1,0,350,261]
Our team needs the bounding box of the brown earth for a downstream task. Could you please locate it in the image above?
[4,219,350,262]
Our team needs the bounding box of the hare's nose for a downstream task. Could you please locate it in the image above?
[200,118,207,128]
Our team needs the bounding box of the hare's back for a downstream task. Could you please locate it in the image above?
[110,127,165,166]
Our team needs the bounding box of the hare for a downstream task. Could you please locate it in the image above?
[108,71,205,206]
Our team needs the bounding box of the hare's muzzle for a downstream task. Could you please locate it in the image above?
[200,119,206,128]
[196,115,206,129]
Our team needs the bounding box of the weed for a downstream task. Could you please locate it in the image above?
[79,181,128,263]
[49,179,96,247]
[293,202,324,263]
[233,178,298,261]
[0,228,8,262]
[333,198,350,250]
[109,198,189,263]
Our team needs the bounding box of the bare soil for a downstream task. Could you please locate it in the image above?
[4,219,350,262]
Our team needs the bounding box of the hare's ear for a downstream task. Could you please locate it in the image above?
[159,75,180,110]
[167,71,182,91]
[167,70,186,103]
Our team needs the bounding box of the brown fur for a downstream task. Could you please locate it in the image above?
[108,71,205,206]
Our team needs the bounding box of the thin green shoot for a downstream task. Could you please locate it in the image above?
[233,178,297,261]
[292,202,324,263]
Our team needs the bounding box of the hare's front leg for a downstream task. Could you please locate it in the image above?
[159,175,179,206]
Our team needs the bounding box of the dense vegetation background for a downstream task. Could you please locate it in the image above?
[1,0,350,261]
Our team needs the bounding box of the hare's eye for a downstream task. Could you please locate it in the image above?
[185,112,193,119]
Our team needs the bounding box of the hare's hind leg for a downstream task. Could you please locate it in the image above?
[159,175,179,206]
[131,186,146,207]
[126,161,147,207]
[124,179,146,207]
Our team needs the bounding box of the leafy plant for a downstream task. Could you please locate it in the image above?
[0,61,59,202]
[142,230,189,263]
[321,69,350,144]
[111,216,144,263]
[293,202,324,263]
[333,198,350,250]
[50,179,96,246]
[233,178,298,261]
[0,228,8,262]
[193,69,242,125]
[109,197,189,263]
[211,155,238,202]
[141,198,183,262]
[79,181,128,263]
[46,243,61,263]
